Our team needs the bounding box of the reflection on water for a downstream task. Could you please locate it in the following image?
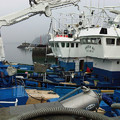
[33,56,56,65]
[4,42,56,65]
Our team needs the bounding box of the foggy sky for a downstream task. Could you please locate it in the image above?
[0,0,120,44]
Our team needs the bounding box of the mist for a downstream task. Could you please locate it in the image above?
[0,0,120,44]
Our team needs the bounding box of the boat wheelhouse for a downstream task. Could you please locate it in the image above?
[79,27,120,59]
[49,13,93,72]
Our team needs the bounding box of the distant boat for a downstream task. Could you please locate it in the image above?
[17,42,31,49]
[36,44,47,47]
[17,42,38,51]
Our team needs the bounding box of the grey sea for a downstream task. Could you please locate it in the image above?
[4,42,56,65]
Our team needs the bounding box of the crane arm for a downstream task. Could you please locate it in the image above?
[0,2,51,28]
[44,0,80,8]
[0,0,80,28]
[109,9,120,23]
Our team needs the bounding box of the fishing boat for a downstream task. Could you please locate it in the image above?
[47,6,120,89]
[16,6,120,91]
[1,1,120,119]
[0,0,81,108]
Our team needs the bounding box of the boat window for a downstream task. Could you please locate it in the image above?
[85,39,88,44]
[87,39,91,44]
[66,43,69,47]
[117,38,120,45]
[61,43,65,47]
[106,38,115,45]
[71,43,74,47]
[55,43,59,47]
[81,38,87,44]
[68,34,73,38]
[96,38,101,44]
[91,38,96,44]
[89,38,101,44]
[79,39,81,43]
[94,39,98,44]
[98,38,101,44]
[81,38,101,44]
[76,43,78,47]
[100,28,107,34]
[50,43,54,47]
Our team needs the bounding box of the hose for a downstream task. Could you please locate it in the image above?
[10,107,113,120]
[111,103,120,109]
[58,86,82,102]
[112,116,120,120]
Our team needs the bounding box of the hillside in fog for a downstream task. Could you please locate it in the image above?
[32,34,51,45]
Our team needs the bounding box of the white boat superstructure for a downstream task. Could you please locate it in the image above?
[49,6,120,75]
[49,6,120,58]
[49,12,94,71]
[78,26,120,73]
[79,26,120,59]
[49,36,81,58]
[49,12,87,58]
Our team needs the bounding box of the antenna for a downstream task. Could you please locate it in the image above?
[90,0,92,13]
[98,0,100,13]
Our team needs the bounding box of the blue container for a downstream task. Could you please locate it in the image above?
[113,90,120,102]
[0,86,28,108]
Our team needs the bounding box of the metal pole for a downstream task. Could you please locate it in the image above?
[44,72,46,82]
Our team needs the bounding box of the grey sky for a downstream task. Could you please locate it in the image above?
[0,0,120,44]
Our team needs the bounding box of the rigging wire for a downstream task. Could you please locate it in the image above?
[52,16,67,30]
[48,17,53,34]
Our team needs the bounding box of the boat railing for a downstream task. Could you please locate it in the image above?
[0,98,18,106]
[56,34,68,37]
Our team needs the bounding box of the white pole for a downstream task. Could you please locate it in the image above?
[0,98,18,106]
[44,72,46,82]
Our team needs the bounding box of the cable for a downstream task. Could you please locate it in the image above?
[111,103,120,109]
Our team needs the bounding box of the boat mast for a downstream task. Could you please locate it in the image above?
[90,0,92,13]
[98,0,100,13]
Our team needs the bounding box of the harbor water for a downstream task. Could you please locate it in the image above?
[4,42,56,65]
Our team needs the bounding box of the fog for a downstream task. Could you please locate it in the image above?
[0,0,120,44]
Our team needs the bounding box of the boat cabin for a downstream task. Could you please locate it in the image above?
[79,27,120,59]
